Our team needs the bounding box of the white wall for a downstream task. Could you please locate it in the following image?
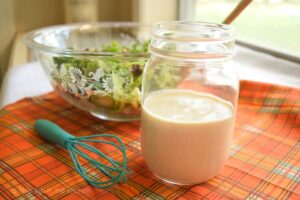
[0,0,65,82]
[133,0,177,24]
[0,0,15,80]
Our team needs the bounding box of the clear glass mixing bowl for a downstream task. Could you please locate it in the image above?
[23,22,151,121]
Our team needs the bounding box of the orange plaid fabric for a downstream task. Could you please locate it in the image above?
[0,80,299,199]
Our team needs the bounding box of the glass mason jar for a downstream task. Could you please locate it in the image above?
[141,21,238,185]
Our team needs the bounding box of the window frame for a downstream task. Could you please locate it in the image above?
[178,0,300,64]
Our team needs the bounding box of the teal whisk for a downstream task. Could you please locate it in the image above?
[34,119,130,188]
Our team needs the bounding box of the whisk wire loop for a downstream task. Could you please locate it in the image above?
[71,142,125,181]
[66,139,127,188]
[71,141,122,171]
[70,143,116,178]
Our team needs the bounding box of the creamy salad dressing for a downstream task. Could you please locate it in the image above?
[141,89,235,184]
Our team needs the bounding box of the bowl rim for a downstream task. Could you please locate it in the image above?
[22,22,151,57]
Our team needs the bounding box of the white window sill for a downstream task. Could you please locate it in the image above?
[235,46,300,88]
[0,45,299,108]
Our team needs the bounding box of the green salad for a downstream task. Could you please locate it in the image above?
[51,40,179,116]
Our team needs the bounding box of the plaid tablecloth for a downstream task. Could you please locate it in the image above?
[0,81,299,200]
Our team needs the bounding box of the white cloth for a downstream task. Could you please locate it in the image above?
[0,46,299,108]
[0,62,53,107]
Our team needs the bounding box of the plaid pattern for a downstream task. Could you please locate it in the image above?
[0,80,299,200]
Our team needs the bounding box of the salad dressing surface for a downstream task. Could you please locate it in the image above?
[141,89,235,184]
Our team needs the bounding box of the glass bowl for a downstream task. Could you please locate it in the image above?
[23,22,151,121]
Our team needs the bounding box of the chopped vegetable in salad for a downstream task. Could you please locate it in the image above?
[51,40,180,116]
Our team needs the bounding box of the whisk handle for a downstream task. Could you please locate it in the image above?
[35,119,75,148]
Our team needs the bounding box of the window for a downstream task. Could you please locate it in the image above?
[179,0,300,61]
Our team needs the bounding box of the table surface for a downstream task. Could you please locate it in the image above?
[0,80,299,199]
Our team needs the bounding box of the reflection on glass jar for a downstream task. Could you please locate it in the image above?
[141,21,238,185]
